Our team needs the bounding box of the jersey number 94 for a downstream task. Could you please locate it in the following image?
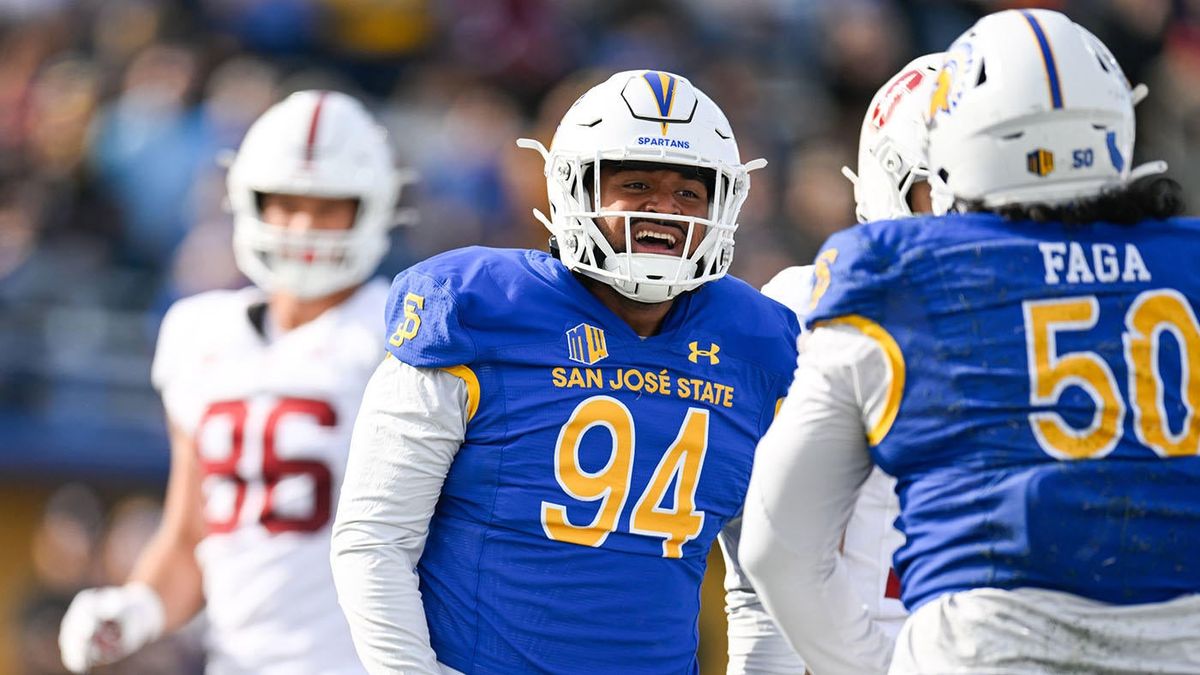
[541,395,710,559]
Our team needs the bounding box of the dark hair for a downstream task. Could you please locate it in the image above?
[960,174,1185,225]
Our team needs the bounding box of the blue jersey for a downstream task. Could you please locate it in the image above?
[384,248,798,674]
[808,212,1200,610]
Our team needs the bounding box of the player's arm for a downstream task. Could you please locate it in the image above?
[719,517,809,674]
[330,355,467,675]
[128,418,207,626]
[739,324,894,675]
[58,418,206,673]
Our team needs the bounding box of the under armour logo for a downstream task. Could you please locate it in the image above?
[688,341,720,365]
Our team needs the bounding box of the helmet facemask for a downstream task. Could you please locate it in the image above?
[232,196,388,300]
[548,153,748,304]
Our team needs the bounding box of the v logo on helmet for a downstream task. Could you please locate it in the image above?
[643,72,677,135]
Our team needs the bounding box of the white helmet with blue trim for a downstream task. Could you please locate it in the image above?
[843,53,946,222]
[926,9,1136,209]
[519,70,766,304]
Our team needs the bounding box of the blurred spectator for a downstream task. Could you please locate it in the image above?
[320,0,434,58]
[91,0,163,72]
[18,484,101,675]
[89,44,205,270]
[1139,21,1200,209]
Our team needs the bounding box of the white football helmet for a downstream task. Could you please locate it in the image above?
[842,54,947,222]
[227,90,402,299]
[926,9,1136,209]
[518,70,766,304]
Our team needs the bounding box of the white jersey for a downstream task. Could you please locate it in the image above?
[762,265,907,637]
[152,279,389,675]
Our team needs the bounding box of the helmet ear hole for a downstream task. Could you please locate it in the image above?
[976,60,987,86]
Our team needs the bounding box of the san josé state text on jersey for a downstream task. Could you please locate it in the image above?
[807,213,1200,610]
[383,247,798,673]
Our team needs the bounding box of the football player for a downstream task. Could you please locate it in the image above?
[740,9,1198,674]
[330,70,802,673]
[757,53,944,656]
[58,90,405,674]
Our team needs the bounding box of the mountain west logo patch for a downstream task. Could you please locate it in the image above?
[1027,148,1055,177]
[567,323,609,365]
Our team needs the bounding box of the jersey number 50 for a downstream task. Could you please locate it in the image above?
[1023,289,1200,459]
[541,396,708,559]
[196,398,336,534]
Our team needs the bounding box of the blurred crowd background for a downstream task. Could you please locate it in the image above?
[0,0,1194,672]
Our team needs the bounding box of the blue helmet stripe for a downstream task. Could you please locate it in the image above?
[1020,10,1064,109]
[1106,131,1125,172]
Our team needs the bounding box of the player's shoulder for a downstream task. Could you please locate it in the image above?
[399,246,546,288]
[694,275,800,374]
[808,214,1002,325]
[705,274,799,328]
[828,212,1005,255]
[160,286,262,341]
[153,286,261,391]
[384,247,555,368]
[335,277,390,331]
[1161,215,1200,234]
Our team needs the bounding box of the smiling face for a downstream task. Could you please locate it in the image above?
[593,163,711,258]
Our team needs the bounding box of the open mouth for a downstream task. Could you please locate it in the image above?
[630,220,689,256]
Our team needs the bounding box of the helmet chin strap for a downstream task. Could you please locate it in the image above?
[601,252,699,304]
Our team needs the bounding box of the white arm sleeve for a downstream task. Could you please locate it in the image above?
[330,356,467,675]
[739,325,896,675]
[720,517,808,674]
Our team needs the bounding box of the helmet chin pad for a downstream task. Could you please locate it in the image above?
[232,215,387,299]
[596,252,701,304]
